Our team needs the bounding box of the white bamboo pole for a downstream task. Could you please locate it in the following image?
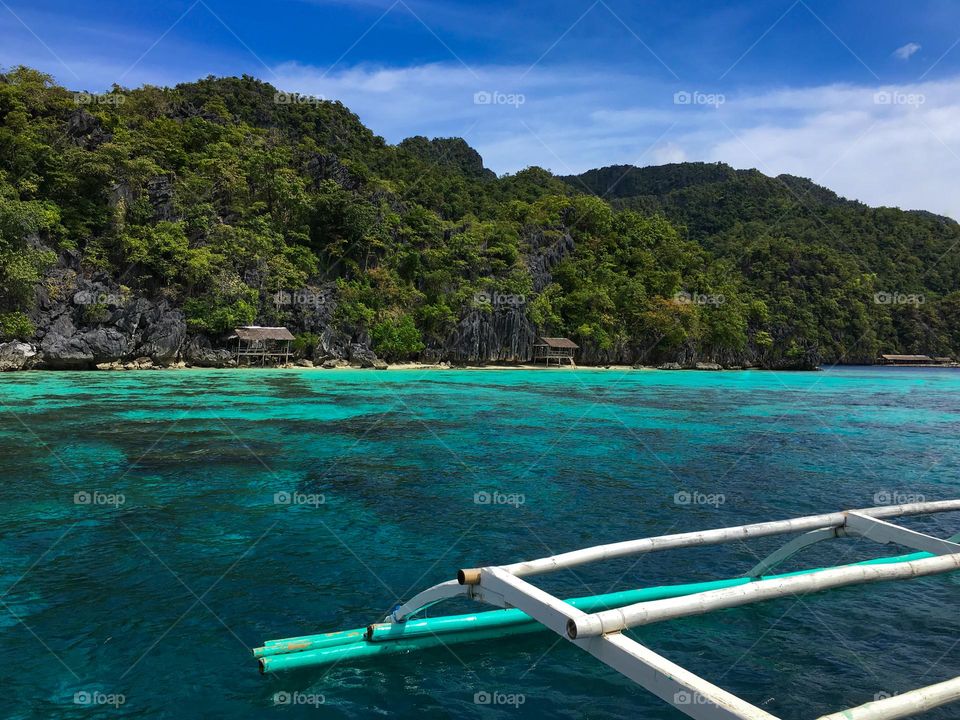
[567,551,960,639]
[747,528,838,578]
[458,500,960,582]
[844,512,960,556]
[816,675,960,720]
[480,568,779,720]
[383,579,466,622]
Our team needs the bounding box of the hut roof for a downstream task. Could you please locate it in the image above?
[233,326,295,341]
[535,337,579,349]
[880,354,932,361]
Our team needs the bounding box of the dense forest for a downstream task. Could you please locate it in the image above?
[1,66,959,369]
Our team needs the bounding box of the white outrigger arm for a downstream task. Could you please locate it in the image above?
[396,500,960,720]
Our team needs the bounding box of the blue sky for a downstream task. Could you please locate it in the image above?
[3,0,960,217]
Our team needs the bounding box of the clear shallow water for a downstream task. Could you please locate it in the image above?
[0,366,958,719]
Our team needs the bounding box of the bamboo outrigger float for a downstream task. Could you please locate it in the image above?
[255,500,960,719]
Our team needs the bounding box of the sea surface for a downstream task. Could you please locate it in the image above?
[0,366,958,719]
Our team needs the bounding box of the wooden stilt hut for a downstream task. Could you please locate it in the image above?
[533,337,578,366]
[231,326,295,366]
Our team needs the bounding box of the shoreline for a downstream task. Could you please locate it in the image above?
[3,360,772,373]
[12,361,959,373]
[2,355,954,372]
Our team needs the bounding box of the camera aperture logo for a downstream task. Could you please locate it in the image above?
[74,690,125,708]
[473,90,525,108]
[74,490,125,508]
[273,691,325,706]
[274,490,325,508]
[474,690,525,707]
[474,490,525,508]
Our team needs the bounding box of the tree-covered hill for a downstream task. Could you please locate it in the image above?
[0,66,958,370]
[562,162,960,295]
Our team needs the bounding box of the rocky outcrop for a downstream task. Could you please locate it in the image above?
[66,109,111,149]
[145,176,176,222]
[39,326,129,368]
[183,336,234,367]
[126,299,186,362]
[526,229,575,292]
[0,341,37,371]
[109,174,178,222]
[33,269,187,368]
[347,343,379,368]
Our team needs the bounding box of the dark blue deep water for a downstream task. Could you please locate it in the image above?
[0,366,958,718]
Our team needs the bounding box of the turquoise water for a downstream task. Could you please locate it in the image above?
[0,366,958,718]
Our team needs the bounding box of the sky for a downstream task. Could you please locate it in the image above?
[3,0,960,217]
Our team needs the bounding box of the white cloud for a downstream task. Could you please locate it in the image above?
[704,79,960,218]
[893,42,922,60]
[650,142,688,165]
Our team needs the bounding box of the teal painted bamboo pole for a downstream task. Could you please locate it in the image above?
[364,577,753,645]
[254,628,366,657]
[255,548,946,673]
[260,623,546,673]
[255,578,753,659]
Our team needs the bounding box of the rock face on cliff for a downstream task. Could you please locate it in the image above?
[32,268,187,369]
[426,225,577,364]
[526,229,575,293]
[66,108,111,149]
[445,307,538,363]
[23,262,389,369]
